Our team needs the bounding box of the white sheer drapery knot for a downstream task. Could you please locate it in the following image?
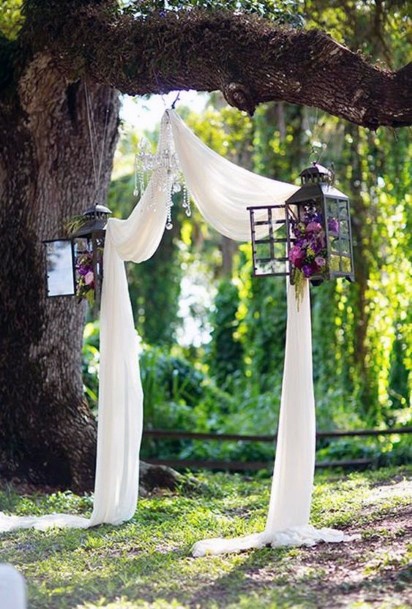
[192,526,361,557]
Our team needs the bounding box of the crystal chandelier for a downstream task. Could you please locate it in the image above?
[133,120,190,230]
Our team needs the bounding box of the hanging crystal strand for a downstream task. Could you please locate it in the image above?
[160,117,176,230]
[182,180,191,217]
[133,152,140,197]
[135,137,154,198]
[165,209,173,230]
[165,168,174,230]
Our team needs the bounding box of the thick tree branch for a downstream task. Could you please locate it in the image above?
[23,6,412,129]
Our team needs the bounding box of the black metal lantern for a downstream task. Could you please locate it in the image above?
[248,163,354,286]
[44,204,112,305]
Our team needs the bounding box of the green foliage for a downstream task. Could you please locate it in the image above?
[128,228,182,346]
[238,255,287,387]
[0,467,411,609]
[140,345,206,429]
[303,0,412,68]
[388,321,411,418]
[82,321,100,412]
[207,279,244,389]
[0,0,23,40]
[121,0,305,28]
[137,343,280,462]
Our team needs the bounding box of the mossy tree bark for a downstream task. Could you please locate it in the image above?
[25,1,412,129]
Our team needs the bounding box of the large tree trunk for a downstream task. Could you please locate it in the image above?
[0,54,119,491]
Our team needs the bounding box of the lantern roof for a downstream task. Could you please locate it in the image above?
[300,163,332,185]
[285,162,348,203]
[71,204,112,237]
[83,204,112,217]
[285,181,348,203]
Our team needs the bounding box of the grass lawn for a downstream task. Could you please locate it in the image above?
[0,466,411,609]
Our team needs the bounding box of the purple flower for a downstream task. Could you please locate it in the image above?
[303,263,316,278]
[328,218,339,235]
[85,271,94,286]
[315,256,326,267]
[306,221,322,234]
[289,210,330,281]
[289,245,305,269]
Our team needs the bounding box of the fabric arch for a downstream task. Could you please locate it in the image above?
[0,110,358,555]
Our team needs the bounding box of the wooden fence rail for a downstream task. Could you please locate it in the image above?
[143,427,412,442]
[142,427,412,472]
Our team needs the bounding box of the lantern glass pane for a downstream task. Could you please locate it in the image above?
[330,254,341,272]
[342,257,352,273]
[45,240,75,297]
[340,238,350,255]
[256,259,288,275]
[249,204,289,277]
[74,237,90,255]
[328,233,339,253]
[339,200,349,214]
[273,239,287,260]
[339,219,349,236]
[326,200,339,218]
[297,200,322,222]
[255,241,272,260]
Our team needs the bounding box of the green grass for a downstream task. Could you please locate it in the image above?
[0,467,411,609]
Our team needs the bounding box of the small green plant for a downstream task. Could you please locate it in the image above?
[82,321,100,412]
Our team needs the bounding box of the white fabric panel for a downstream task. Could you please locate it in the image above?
[0,565,27,609]
[89,169,168,525]
[168,110,298,240]
[89,119,169,524]
[265,280,315,531]
[192,281,359,557]
[88,236,142,525]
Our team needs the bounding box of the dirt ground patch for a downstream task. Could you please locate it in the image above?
[293,506,412,608]
[194,477,412,609]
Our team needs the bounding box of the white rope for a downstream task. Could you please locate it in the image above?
[84,80,98,192]
[84,81,111,201]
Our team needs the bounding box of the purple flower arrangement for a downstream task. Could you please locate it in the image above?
[289,209,339,302]
[75,251,95,305]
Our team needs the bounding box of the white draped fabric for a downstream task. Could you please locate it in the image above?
[192,279,318,555]
[0,110,358,553]
[168,111,298,240]
[88,133,170,526]
[266,279,315,533]
[192,281,357,556]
